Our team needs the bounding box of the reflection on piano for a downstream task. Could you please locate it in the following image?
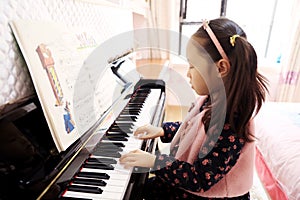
[0,54,166,200]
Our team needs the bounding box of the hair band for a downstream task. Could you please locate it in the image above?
[202,19,229,61]
[230,34,240,47]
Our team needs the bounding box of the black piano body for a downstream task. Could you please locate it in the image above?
[0,55,166,200]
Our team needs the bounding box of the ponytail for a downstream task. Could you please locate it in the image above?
[193,18,269,142]
[226,36,268,141]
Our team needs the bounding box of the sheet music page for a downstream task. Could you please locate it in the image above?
[9,20,130,152]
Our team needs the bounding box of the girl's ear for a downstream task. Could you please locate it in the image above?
[216,59,230,77]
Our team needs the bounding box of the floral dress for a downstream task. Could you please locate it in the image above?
[142,118,251,199]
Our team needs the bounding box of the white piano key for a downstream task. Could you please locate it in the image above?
[70,182,125,193]
[80,165,132,182]
[71,181,126,191]
[80,166,132,177]
[63,190,124,200]
[64,169,131,199]
[62,88,162,200]
[132,90,161,126]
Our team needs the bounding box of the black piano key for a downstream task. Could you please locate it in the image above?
[132,94,147,98]
[109,125,133,131]
[130,100,146,104]
[93,146,123,153]
[128,103,143,107]
[118,115,138,119]
[130,96,147,100]
[109,124,130,129]
[116,117,136,123]
[92,151,121,158]
[135,88,150,92]
[72,178,107,186]
[133,93,148,97]
[83,162,114,170]
[122,106,141,109]
[129,98,145,101]
[106,132,129,137]
[115,119,136,123]
[93,148,123,154]
[67,185,103,194]
[87,157,117,164]
[102,136,128,141]
[112,123,133,127]
[137,88,151,92]
[131,93,148,97]
[109,121,133,126]
[95,142,124,149]
[119,112,139,115]
[98,142,125,147]
[120,112,140,116]
[93,150,123,156]
[117,116,137,121]
[122,109,141,112]
[108,126,130,131]
[130,95,146,98]
[126,103,142,107]
[76,171,110,179]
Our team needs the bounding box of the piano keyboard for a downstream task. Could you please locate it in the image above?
[60,88,162,200]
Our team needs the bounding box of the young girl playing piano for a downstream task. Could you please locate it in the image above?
[119,17,268,200]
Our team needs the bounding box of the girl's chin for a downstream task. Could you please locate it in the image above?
[190,86,206,95]
[195,90,208,96]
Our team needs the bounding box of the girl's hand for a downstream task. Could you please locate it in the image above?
[119,149,156,168]
[134,124,164,140]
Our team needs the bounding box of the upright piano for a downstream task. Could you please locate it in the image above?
[0,53,166,200]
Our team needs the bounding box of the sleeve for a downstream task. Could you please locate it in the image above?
[153,126,246,192]
[160,121,181,143]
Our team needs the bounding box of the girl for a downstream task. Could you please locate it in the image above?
[119,17,268,199]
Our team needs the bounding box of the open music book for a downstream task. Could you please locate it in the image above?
[10,20,134,152]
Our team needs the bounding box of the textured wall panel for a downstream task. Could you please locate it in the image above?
[0,0,133,112]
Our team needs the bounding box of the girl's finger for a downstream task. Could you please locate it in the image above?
[119,156,135,163]
[135,132,147,139]
[134,127,147,135]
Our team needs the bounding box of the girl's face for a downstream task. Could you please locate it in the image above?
[186,37,225,96]
[186,64,209,95]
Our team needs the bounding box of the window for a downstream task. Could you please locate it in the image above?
[179,0,221,55]
[179,0,294,65]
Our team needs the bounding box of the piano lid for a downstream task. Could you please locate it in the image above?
[0,52,146,200]
[7,19,153,199]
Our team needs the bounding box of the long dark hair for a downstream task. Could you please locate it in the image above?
[193,18,268,142]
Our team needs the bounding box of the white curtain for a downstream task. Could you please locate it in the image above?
[276,0,300,102]
[137,0,179,59]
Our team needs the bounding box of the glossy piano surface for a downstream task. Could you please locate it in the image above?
[0,99,62,199]
[0,54,166,200]
[56,86,165,200]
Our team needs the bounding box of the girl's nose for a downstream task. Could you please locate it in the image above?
[186,69,191,78]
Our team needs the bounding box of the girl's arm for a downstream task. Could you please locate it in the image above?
[160,121,181,143]
[153,125,245,192]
